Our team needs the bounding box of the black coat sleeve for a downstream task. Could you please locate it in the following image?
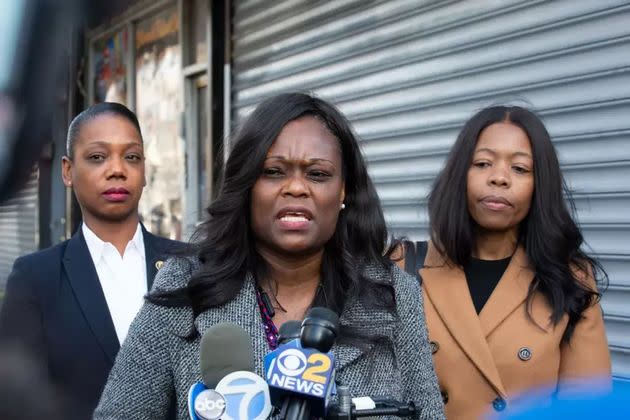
[0,256,47,367]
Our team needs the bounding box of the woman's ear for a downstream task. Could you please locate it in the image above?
[340,183,346,207]
[61,156,73,187]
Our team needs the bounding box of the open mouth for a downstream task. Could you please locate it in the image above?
[279,214,310,222]
[276,207,313,230]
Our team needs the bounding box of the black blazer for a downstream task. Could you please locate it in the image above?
[0,225,183,420]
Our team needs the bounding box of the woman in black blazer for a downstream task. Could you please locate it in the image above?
[0,102,181,420]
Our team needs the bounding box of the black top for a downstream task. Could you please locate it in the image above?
[464,256,511,314]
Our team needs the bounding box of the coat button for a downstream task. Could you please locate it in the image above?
[441,390,449,404]
[492,397,506,411]
[430,341,440,354]
[155,260,164,270]
[518,347,532,361]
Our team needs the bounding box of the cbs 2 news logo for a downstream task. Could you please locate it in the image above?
[267,348,334,397]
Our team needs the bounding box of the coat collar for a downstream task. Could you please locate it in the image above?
[334,282,397,372]
[193,277,271,377]
[63,228,120,363]
[421,241,534,397]
[478,246,536,337]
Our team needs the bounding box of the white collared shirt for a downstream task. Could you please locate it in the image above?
[82,222,147,345]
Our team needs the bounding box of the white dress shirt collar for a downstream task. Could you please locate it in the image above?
[82,222,145,261]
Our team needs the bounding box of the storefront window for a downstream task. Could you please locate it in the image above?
[196,76,209,217]
[188,0,209,65]
[93,29,128,104]
[135,7,184,240]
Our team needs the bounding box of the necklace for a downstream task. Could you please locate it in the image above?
[254,282,325,349]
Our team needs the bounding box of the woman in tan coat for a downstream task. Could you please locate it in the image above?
[398,106,611,419]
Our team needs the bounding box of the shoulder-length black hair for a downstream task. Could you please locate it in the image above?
[149,93,393,336]
[428,105,607,342]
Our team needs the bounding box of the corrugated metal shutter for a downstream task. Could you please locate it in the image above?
[231,0,630,379]
[0,169,40,289]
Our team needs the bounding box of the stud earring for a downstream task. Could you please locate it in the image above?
[340,203,346,210]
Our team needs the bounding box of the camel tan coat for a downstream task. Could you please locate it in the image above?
[397,241,611,419]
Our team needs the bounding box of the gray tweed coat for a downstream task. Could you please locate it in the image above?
[94,257,444,419]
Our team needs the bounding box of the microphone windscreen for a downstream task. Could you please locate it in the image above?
[303,307,339,331]
[278,320,301,344]
[200,323,254,388]
[301,307,340,352]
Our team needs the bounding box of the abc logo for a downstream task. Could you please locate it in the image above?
[194,389,226,420]
[277,348,308,377]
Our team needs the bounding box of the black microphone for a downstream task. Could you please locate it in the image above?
[266,309,416,419]
[300,307,338,352]
[280,307,340,420]
[277,320,302,345]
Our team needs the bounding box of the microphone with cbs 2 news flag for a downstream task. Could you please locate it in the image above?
[188,307,417,420]
[264,307,418,420]
[264,307,338,420]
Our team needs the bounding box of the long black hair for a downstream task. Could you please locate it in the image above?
[428,105,607,342]
[149,93,393,342]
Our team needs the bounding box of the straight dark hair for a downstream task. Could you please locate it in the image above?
[148,93,394,344]
[428,105,607,342]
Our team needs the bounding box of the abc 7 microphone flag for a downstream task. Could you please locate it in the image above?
[188,371,272,420]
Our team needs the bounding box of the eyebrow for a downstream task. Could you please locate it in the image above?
[265,155,335,165]
[84,141,143,148]
[475,147,532,159]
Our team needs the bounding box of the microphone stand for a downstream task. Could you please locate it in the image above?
[325,386,416,420]
[326,402,417,420]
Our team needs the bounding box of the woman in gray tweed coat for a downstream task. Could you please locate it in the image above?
[94,93,444,419]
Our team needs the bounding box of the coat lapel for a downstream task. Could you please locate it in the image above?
[62,229,119,363]
[421,242,507,397]
[334,302,380,373]
[479,246,536,337]
[335,265,397,372]
[140,224,162,290]
[194,277,269,376]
